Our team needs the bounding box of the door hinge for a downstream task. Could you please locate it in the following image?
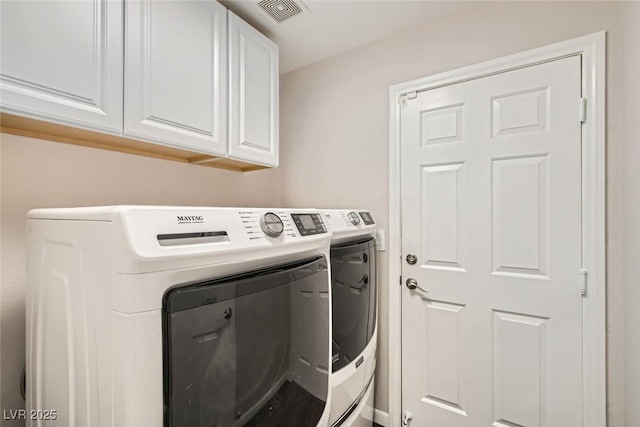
[400,91,418,106]
[402,410,414,425]
[580,269,588,296]
[579,98,587,123]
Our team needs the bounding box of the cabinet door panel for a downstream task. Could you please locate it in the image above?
[125,0,227,155]
[0,0,123,132]
[228,12,279,167]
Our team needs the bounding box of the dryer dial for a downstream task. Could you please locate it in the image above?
[260,212,284,237]
[348,211,361,226]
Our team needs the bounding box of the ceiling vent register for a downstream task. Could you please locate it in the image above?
[258,0,304,23]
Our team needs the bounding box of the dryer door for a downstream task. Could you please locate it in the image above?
[162,256,330,427]
[330,238,376,372]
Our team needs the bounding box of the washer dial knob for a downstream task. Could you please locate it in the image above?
[260,212,284,237]
[348,211,361,226]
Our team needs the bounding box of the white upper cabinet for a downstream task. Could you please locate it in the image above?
[0,0,123,132]
[1,2,279,169]
[124,0,228,155]
[228,12,279,167]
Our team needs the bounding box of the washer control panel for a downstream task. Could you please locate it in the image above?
[239,210,296,240]
[290,213,327,236]
[238,210,326,240]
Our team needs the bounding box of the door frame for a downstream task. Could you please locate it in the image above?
[388,32,606,427]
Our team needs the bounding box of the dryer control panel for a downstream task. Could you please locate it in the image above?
[330,210,376,229]
[320,209,376,245]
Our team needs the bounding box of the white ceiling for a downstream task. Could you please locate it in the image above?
[220,0,474,74]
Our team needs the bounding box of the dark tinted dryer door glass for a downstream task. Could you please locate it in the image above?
[330,238,376,372]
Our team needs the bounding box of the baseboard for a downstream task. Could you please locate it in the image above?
[374,408,389,426]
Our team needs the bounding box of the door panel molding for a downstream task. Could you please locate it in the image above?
[389,32,605,427]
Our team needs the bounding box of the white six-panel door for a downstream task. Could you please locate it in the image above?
[401,56,583,426]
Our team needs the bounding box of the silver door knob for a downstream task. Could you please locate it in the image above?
[406,278,428,293]
[406,253,418,265]
[402,411,413,425]
[406,278,418,290]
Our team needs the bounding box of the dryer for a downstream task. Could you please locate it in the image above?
[26,206,333,427]
[321,210,377,427]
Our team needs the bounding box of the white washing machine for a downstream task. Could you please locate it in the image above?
[26,206,334,427]
[321,210,377,427]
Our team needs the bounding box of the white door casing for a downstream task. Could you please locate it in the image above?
[0,0,123,133]
[124,0,227,155]
[389,33,606,427]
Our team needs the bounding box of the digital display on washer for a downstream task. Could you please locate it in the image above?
[359,212,375,225]
[291,214,327,236]
[300,214,316,230]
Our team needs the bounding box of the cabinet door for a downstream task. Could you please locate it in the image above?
[0,0,123,133]
[125,0,227,155]
[228,12,279,167]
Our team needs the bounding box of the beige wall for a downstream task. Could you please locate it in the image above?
[622,2,640,426]
[0,134,284,423]
[2,1,638,425]
[279,1,630,422]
